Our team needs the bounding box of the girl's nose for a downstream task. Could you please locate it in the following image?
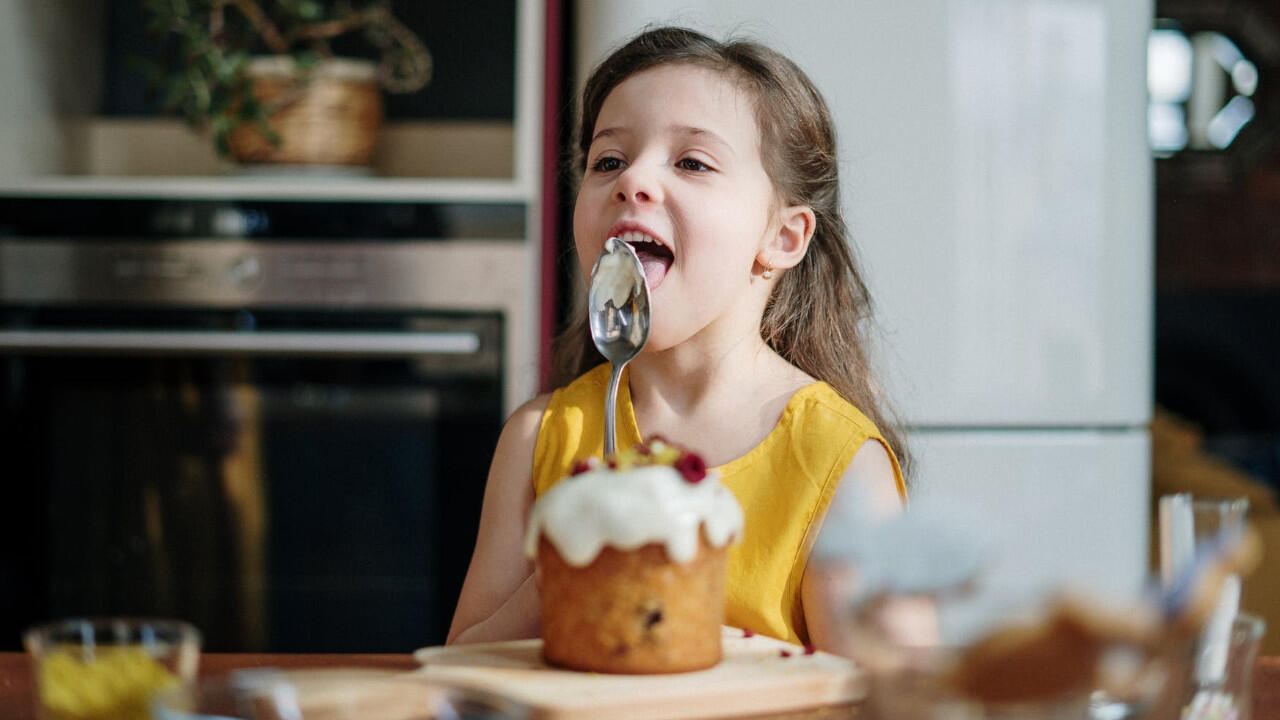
[614,165,661,204]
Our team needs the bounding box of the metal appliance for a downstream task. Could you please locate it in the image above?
[0,197,519,652]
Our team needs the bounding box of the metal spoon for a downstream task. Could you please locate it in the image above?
[587,236,651,456]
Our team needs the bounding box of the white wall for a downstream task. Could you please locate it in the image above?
[0,1,104,176]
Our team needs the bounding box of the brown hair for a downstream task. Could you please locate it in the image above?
[553,26,909,478]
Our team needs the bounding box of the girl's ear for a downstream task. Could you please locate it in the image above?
[758,204,815,271]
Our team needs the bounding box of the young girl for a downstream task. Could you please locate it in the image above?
[446,26,907,651]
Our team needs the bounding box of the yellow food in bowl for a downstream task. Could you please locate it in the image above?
[37,646,180,720]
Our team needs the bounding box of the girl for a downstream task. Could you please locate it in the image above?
[447,26,907,651]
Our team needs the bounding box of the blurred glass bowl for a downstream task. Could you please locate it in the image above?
[23,618,201,720]
[841,593,1188,720]
[856,641,1094,720]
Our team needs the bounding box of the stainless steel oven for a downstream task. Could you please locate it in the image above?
[0,198,520,652]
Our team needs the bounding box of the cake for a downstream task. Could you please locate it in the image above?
[524,438,744,673]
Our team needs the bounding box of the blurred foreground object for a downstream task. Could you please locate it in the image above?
[152,667,526,720]
[23,618,200,720]
[1153,407,1280,656]
[813,486,1262,718]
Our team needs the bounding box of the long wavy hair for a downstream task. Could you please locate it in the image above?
[552,26,909,477]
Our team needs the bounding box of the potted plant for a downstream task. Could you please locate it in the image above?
[141,0,432,167]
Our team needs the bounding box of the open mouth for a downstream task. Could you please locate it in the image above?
[616,230,674,289]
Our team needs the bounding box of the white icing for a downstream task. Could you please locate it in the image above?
[590,237,644,313]
[524,464,744,567]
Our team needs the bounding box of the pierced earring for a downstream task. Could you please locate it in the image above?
[762,269,773,280]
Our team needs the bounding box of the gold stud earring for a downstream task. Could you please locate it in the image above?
[762,269,773,280]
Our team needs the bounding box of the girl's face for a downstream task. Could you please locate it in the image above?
[573,64,780,352]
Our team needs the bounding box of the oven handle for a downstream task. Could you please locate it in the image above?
[0,329,482,357]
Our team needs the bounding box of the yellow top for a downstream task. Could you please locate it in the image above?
[532,364,906,644]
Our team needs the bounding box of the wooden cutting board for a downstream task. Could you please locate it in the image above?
[411,629,864,720]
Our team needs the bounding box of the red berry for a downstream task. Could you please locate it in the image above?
[803,644,816,655]
[742,628,754,638]
[780,650,792,658]
[570,459,591,476]
[673,452,707,483]
[606,458,618,469]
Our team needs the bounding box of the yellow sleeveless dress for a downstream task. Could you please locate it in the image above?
[531,364,906,644]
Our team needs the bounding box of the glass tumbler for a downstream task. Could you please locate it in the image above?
[23,618,201,720]
[1182,613,1266,720]
[1159,494,1250,587]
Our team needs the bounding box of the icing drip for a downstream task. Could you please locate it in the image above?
[525,464,744,567]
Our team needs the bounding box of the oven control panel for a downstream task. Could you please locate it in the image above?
[0,239,501,310]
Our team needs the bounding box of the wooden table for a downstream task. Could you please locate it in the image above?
[1,653,419,720]
[0,651,852,719]
[2,652,1277,719]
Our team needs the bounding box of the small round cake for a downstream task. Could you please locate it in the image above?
[525,438,744,674]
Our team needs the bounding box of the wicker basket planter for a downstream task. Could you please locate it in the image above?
[227,57,383,167]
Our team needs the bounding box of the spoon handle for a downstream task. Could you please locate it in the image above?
[605,361,624,456]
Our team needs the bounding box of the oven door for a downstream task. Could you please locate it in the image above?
[0,308,502,652]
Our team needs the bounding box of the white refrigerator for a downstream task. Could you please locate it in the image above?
[575,0,1153,607]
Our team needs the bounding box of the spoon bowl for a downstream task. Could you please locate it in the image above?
[588,236,651,455]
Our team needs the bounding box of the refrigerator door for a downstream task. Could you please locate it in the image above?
[576,0,1153,428]
[908,428,1151,609]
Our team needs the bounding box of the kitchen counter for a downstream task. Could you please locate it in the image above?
[2,652,1277,719]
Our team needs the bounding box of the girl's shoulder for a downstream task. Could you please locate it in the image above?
[791,381,880,435]
[788,382,907,503]
[757,355,879,439]
[495,392,553,464]
[509,392,553,426]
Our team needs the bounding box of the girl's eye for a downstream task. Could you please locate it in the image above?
[591,156,624,172]
[677,157,711,172]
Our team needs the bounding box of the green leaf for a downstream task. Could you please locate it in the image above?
[297,1,322,20]
[240,96,262,119]
[161,80,188,113]
[188,68,211,115]
[207,88,230,116]
[255,115,282,148]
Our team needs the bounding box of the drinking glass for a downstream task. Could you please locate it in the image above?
[1155,494,1262,720]
[23,618,201,720]
[1182,613,1266,720]
[1084,495,1253,720]
[1159,494,1249,588]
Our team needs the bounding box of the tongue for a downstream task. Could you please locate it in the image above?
[639,256,670,289]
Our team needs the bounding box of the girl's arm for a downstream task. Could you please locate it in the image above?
[446,394,551,645]
[801,438,908,653]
